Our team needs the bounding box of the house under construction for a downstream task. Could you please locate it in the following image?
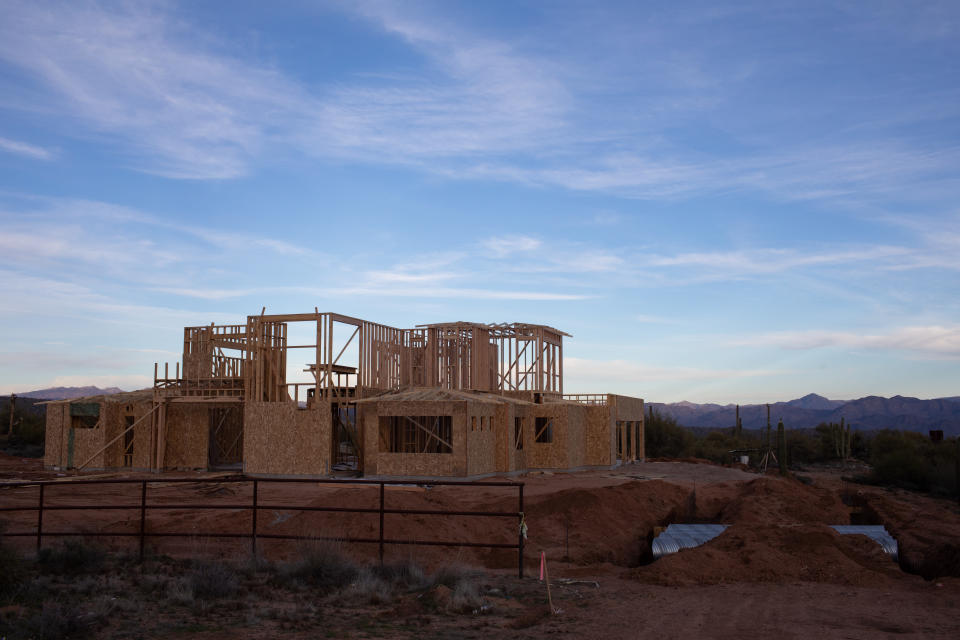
[44,312,644,478]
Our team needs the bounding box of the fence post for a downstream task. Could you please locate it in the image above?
[378,482,385,568]
[518,483,524,579]
[139,480,147,561]
[36,483,44,554]
[251,479,259,558]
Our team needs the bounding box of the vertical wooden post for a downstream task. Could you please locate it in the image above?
[139,480,147,560]
[36,483,44,554]
[378,482,385,568]
[251,479,259,558]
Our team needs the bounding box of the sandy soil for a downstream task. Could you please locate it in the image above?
[2,452,960,638]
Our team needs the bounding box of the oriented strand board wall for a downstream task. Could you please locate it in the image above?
[565,404,587,468]
[584,405,613,466]
[465,401,497,476]
[71,415,106,470]
[43,402,68,468]
[243,402,331,475]
[163,403,211,469]
[364,401,468,477]
[525,404,575,470]
[610,395,644,422]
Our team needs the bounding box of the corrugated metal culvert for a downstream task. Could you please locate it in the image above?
[650,523,899,560]
[651,524,729,559]
[830,525,899,560]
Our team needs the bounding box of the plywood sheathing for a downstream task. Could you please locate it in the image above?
[524,403,587,471]
[584,404,613,466]
[161,403,211,469]
[43,402,67,468]
[243,402,331,475]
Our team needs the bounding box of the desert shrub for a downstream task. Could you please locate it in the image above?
[448,579,484,613]
[0,403,46,457]
[18,601,87,640]
[374,558,430,591]
[645,408,695,458]
[277,540,358,592]
[0,535,26,600]
[189,559,238,600]
[867,430,958,494]
[165,578,195,607]
[786,430,823,465]
[431,563,480,589]
[37,539,106,575]
[342,567,393,604]
[692,430,760,464]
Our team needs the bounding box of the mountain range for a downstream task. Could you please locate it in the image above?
[649,393,960,436]
[15,386,125,400]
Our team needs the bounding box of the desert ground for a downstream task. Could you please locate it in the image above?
[2,452,959,639]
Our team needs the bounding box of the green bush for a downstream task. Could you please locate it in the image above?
[868,430,958,494]
[645,408,695,458]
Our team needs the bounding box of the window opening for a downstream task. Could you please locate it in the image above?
[379,415,453,454]
[535,417,553,443]
[123,415,135,467]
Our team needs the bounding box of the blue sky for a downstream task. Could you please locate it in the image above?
[0,0,958,403]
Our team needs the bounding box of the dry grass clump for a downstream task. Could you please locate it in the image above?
[189,559,239,600]
[274,540,359,592]
[37,539,106,575]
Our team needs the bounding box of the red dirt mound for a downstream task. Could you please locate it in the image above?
[524,479,691,566]
[634,523,903,586]
[860,488,960,580]
[712,476,851,525]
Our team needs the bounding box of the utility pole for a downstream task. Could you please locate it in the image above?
[6,393,15,437]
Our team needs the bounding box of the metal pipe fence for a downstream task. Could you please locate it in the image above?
[0,477,525,578]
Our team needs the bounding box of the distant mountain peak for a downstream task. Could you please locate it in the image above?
[786,393,845,411]
[17,386,126,400]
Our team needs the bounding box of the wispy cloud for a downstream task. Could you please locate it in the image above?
[0,0,302,179]
[736,325,960,359]
[0,135,55,160]
[481,235,542,257]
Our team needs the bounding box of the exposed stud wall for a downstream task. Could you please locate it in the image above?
[362,400,470,477]
[610,394,645,460]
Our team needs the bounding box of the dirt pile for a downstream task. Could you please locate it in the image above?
[860,489,960,579]
[708,476,851,525]
[524,479,690,566]
[634,523,901,586]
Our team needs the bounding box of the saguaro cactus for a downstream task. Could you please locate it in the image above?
[777,419,787,476]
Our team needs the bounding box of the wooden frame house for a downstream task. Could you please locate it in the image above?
[44,312,644,478]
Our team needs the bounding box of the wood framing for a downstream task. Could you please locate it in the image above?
[43,310,644,478]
